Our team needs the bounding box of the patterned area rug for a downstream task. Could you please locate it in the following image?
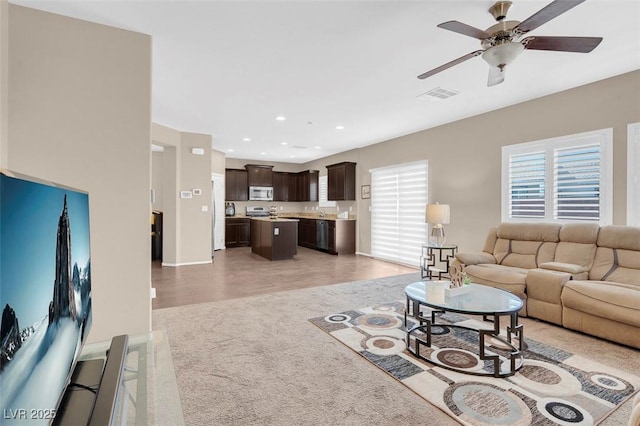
[309,301,639,426]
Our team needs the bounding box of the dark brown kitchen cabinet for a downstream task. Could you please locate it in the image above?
[284,170,318,202]
[225,169,248,201]
[327,162,356,201]
[297,170,319,202]
[273,171,289,201]
[245,164,273,187]
[225,218,250,247]
[328,220,356,255]
[298,218,317,249]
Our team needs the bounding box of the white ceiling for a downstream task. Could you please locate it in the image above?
[12,0,640,163]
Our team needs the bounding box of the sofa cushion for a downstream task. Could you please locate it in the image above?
[589,247,640,285]
[552,223,599,270]
[465,264,529,284]
[562,281,640,327]
[493,240,557,269]
[496,222,561,242]
[491,223,560,269]
[597,225,640,251]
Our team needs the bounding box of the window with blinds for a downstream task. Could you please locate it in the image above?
[628,123,640,226]
[502,128,612,224]
[318,175,336,208]
[370,160,427,267]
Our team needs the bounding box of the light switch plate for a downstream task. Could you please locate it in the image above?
[274,228,279,235]
[193,188,202,196]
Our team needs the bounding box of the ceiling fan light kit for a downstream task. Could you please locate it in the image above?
[482,42,525,68]
[418,0,603,87]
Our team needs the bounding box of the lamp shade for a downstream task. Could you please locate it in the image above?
[425,203,450,225]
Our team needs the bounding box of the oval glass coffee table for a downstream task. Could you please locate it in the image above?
[404,281,524,378]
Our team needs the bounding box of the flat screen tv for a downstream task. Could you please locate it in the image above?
[0,170,92,425]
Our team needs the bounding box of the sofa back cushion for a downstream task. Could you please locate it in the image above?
[589,225,640,285]
[554,223,599,269]
[493,223,561,269]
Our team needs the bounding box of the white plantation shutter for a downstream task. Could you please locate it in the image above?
[554,143,601,221]
[629,123,640,226]
[371,161,427,266]
[508,151,546,218]
[503,128,612,224]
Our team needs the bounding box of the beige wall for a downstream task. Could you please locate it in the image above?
[179,132,212,263]
[211,147,225,175]
[152,124,213,265]
[151,151,164,211]
[0,0,7,167]
[353,70,640,254]
[7,5,152,343]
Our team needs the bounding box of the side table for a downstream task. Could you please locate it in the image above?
[420,243,457,279]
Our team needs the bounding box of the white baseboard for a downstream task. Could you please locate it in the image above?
[161,259,213,267]
[355,251,372,257]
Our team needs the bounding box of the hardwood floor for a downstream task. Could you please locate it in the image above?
[152,247,417,309]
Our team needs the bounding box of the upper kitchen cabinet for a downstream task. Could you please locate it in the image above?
[327,162,356,200]
[225,168,248,201]
[273,171,289,201]
[245,164,274,187]
[298,170,319,202]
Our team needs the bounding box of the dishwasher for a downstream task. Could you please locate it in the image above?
[316,220,329,250]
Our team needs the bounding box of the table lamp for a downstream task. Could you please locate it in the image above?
[426,202,450,246]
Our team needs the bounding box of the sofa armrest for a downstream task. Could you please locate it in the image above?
[526,268,572,304]
[539,262,587,274]
[455,252,496,266]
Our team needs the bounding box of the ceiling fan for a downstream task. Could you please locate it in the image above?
[417,0,603,86]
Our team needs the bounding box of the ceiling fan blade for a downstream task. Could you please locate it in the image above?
[522,36,603,53]
[515,0,586,34]
[487,66,505,87]
[417,50,484,80]
[437,21,491,40]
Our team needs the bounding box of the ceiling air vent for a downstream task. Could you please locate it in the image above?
[292,145,309,149]
[417,87,460,101]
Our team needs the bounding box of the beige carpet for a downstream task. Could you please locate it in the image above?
[152,273,639,425]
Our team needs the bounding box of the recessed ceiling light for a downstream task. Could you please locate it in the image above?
[242,137,251,142]
[314,146,321,149]
[336,125,345,130]
[260,152,267,155]
[289,155,295,158]
[281,142,288,145]
[227,149,234,152]
[275,116,286,121]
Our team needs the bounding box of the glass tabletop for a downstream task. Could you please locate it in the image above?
[405,281,523,315]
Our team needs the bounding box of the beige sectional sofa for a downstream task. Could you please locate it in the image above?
[450,222,640,349]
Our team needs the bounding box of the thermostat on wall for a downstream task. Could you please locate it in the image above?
[180,190,193,199]
[193,188,202,196]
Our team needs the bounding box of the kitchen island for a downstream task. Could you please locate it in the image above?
[250,217,299,261]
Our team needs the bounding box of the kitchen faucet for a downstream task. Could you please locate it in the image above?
[319,209,326,218]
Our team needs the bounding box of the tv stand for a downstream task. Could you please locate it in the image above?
[54,335,128,426]
[56,330,185,425]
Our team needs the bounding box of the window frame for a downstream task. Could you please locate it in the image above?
[502,128,613,225]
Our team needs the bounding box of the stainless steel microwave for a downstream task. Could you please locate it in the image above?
[249,186,273,201]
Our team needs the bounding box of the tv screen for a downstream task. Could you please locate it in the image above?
[0,171,92,424]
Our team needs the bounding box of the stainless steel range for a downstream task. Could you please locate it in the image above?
[246,206,270,217]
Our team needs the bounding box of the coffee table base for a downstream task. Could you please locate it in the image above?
[405,303,524,378]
